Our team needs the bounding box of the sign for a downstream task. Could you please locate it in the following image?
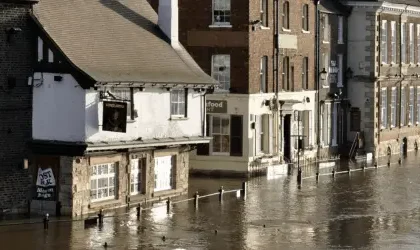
[206,100,227,114]
[35,168,56,200]
[103,101,127,133]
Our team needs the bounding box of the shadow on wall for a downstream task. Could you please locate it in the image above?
[99,0,169,43]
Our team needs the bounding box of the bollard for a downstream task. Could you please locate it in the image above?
[98,209,103,225]
[218,186,224,202]
[332,169,335,178]
[374,162,378,168]
[315,172,319,182]
[43,213,49,230]
[241,182,247,198]
[297,169,302,185]
[387,161,391,167]
[136,204,141,219]
[398,158,401,165]
[348,168,351,174]
[194,191,199,209]
[166,197,171,214]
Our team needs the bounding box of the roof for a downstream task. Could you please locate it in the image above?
[31,0,217,86]
[344,0,420,6]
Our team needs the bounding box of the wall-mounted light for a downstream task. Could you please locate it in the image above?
[5,27,22,43]
[319,68,328,81]
[139,87,144,91]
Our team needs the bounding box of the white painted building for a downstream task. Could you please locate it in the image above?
[28,0,216,217]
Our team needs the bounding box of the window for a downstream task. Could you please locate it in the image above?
[212,0,231,25]
[302,4,309,31]
[402,23,407,64]
[332,103,338,146]
[282,1,289,29]
[260,56,268,93]
[154,156,174,192]
[258,114,270,154]
[260,0,268,27]
[212,55,230,91]
[337,54,343,88]
[90,163,116,202]
[109,88,133,119]
[321,14,329,42]
[380,88,387,128]
[211,115,230,154]
[282,56,289,90]
[410,23,415,64]
[417,87,420,124]
[322,103,332,145]
[391,87,397,127]
[381,20,388,64]
[409,87,414,124]
[417,25,420,64]
[170,89,187,117]
[391,21,396,63]
[338,16,344,44]
[302,57,308,89]
[130,158,145,195]
[401,87,406,126]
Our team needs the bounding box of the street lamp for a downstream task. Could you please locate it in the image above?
[320,68,328,81]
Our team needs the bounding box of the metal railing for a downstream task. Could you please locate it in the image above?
[349,132,360,161]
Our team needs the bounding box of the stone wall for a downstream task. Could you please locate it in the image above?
[56,146,189,218]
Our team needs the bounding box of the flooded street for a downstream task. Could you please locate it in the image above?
[2,155,420,249]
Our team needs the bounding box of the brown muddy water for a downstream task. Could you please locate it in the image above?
[1,154,420,249]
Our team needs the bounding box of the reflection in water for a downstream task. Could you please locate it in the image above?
[2,155,420,249]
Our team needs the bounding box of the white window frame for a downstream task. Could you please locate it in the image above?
[401,23,407,64]
[260,0,268,27]
[170,89,186,117]
[417,24,420,64]
[130,159,142,195]
[410,23,415,64]
[338,16,344,44]
[381,20,388,64]
[210,115,230,156]
[322,103,332,146]
[401,86,406,126]
[212,0,231,26]
[409,87,414,125]
[90,163,117,202]
[154,156,173,192]
[337,54,343,88]
[380,87,387,129]
[332,103,338,146]
[391,87,397,127]
[212,54,231,91]
[322,14,329,43]
[391,21,396,64]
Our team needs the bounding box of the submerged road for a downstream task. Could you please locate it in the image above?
[1,154,420,249]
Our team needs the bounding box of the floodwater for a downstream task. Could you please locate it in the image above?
[2,154,420,250]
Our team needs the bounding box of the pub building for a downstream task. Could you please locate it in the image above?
[28,0,216,217]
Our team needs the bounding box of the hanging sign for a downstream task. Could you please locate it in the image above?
[102,101,127,133]
[35,168,56,200]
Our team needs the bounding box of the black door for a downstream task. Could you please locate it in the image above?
[284,114,291,162]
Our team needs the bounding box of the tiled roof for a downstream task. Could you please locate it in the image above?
[32,0,217,86]
[346,0,420,6]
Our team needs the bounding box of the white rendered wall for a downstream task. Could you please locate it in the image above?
[86,88,204,142]
[32,73,86,142]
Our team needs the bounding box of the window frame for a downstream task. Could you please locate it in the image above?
[391,87,397,127]
[417,86,420,124]
[211,54,231,91]
[130,158,146,196]
[338,16,344,44]
[170,89,187,118]
[321,13,329,43]
[380,87,387,129]
[409,86,414,125]
[401,86,406,126]
[210,115,231,156]
[417,24,420,64]
[381,20,388,64]
[302,57,309,90]
[260,0,268,27]
[90,163,117,203]
[302,4,309,32]
[282,56,290,90]
[410,23,415,64]
[401,23,407,64]
[391,21,396,64]
[282,1,290,30]
[337,54,343,88]
[260,56,268,93]
[212,0,231,26]
[154,156,174,192]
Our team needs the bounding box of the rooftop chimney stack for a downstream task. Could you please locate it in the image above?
[158,0,179,46]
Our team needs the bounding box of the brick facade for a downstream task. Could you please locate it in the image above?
[0,1,36,212]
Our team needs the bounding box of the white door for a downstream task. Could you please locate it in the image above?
[154,156,173,192]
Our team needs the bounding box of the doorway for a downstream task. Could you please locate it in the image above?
[283,114,291,162]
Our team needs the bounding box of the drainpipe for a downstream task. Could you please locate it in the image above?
[274,0,280,158]
[315,1,320,160]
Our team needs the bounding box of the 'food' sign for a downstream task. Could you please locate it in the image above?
[206,100,227,114]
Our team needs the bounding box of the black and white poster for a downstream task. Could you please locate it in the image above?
[35,167,56,200]
[102,101,127,133]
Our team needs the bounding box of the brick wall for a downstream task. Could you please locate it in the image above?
[0,2,35,211]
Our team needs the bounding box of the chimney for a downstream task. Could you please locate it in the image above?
[158,0,179,46]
